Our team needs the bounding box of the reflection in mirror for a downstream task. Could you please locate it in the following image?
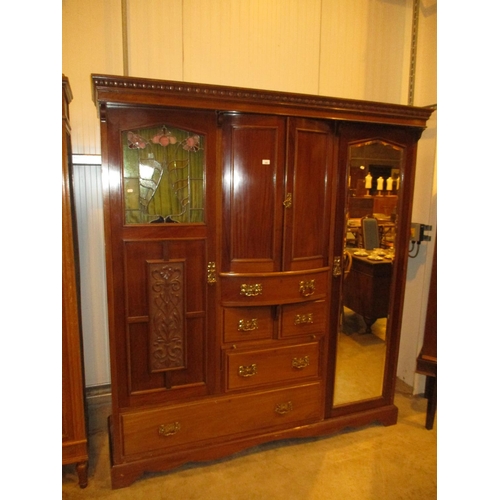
[333,140,403,406]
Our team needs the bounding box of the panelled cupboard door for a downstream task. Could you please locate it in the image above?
[221,114,286,273]
[102,107,218,409]
[284,118,335,271]
[221,114,335,273]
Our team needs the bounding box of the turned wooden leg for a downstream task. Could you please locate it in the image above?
[424,375,437,430]
[76,461,88,488]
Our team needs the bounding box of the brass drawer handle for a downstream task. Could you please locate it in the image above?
[238,364,257,377]
[240,284,263,297]
[158,422,181,437]
[238,318,258,332]
[292,356,310,369]
[275,401,293,415]
[294,313,313,325]
[299,279,315,297]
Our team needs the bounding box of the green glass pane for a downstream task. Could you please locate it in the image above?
[122,126,205,224]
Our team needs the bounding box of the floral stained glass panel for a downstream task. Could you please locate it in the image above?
[122,126,205,224]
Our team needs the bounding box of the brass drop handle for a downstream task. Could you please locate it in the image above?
[275,401,293,415]
[299,279,315,297]
[292,356,310,369]
[158,422,181,437]
[240,284,263,296]
[238,318,258,332]
[238,364,257,377]
[294,313,313,325]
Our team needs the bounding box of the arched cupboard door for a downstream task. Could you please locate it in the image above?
[328,121,424,416]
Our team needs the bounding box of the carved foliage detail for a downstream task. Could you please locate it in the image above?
[148,261,186,372]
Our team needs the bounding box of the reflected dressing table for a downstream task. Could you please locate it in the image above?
[343,248,393,333]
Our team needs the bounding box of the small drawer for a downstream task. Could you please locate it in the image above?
[121,382,322,457]
[223,306,274,343]
[220,268,329,306]
[225,341,320,390]
[281,300,326,338]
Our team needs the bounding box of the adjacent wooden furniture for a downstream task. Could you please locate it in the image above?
[343,250,393,333]
[62,75,88,487]
[92,75,433,488]
[348,195,398,219]
[416,240,437,429]
[373,195,398,216]
[348,196,374,218]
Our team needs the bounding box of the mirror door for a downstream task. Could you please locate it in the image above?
[330,123,421,410]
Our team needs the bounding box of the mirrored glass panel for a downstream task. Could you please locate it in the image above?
[333,140,403,406]
[122,126,205,224]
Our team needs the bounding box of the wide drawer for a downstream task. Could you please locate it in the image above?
[281,300,327,338]
[225,341,320,390]
[223,306,274,343]
[121,382,322,456]
[219,268,329,306]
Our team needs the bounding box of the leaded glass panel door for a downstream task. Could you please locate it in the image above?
[122,124,205,224]
[102,107,218,411]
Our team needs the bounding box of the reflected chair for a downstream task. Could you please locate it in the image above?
[362,217,380,250]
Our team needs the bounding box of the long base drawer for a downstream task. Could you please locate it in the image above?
[121,382,322,457]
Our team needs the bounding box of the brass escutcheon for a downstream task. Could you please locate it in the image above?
[283,192,292,208]
[207,262,216,285]
[299,279,315,297]
[158,422,181,437]
[238,364,257,377]
[332,256,342,277]
[292,356,310,369]
[238,318,258,332]
[240,283,263,296]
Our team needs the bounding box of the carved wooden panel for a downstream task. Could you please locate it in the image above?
[148,261,186,372]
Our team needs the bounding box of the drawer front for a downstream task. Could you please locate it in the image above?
[225,341,320,390]
[281,300,326,338]
[121,382,322,456]
[220,269,329,306]
[223,306,274,343]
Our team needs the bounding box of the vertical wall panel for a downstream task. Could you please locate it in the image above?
[127,0,184,80]
[73,164,111,387]
[319,0,411,103]
[319,0,369,100]
[398,0,437,392]
[364,0,411,103]
[414,0,437,106]
[182,0,322,94]
[62,0,123,155]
